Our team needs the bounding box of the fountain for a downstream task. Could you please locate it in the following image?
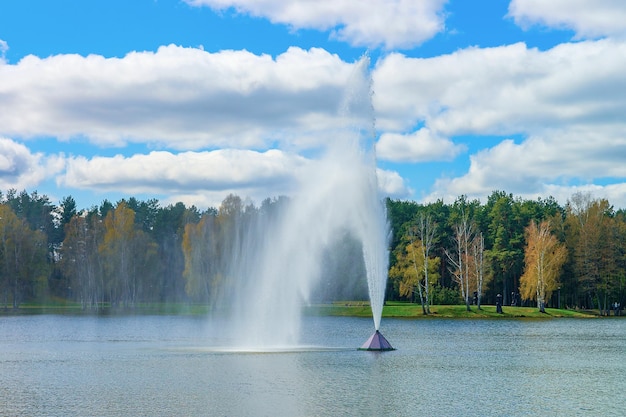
[209,56,392,351]
[358,330,394,351]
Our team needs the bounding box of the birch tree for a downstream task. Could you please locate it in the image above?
[414,213,437,314]
[389,239,440,314]
[471,232,487,309]
[446,208,475,311]
[100,203,135,306]
[520,220,567,312]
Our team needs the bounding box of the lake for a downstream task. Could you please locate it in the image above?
[1,314,624,416]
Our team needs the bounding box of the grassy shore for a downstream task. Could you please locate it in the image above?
[2,300,615,318]
[1,300,211,316]
[306,301,605,319]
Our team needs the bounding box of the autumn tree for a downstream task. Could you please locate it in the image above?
[389,240,420,302]
[182,213,218,302]
[152,202,200,302]
[0,204,48,308]
[565,192,617,311]
[100,203,133,305]
[99,202,157,307]
[520,220,567,312]
[181,194,247,303]
[389,238,440,313]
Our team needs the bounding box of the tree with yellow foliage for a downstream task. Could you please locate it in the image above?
[389,237,440,315]
[0,204,48,308]
[99,202,157,307]
[182,214,217,301]
[520,220,567,312]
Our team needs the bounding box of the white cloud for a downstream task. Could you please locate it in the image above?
[0,39,7,64]
[376,168,411,199]
[423,128,626,207]
[185,0,447,49]
[508,0,626,39]
[4,34,626,209]
[373,39,626,205]
[542,183,626,210]
[0,45,355,150]
[0,137,65,191]
[0,45,401,208]
[60,149,307,195]
[373,39,626,136]
[426,177,626,210]
[58,148,402,208]
[376,128,465,163]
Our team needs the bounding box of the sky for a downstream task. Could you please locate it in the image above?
[1,0,625,211]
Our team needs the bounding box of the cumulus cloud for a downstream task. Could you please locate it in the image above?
[4,32,626,209]
[373,39,626,135]
[423,127,626,207]
[185,0,447,49]
[376,128,465,163]
[542,183,626,210]
[372,38,626,207]
[0,44,405,207]
[0,46,355,150]
[0,137,65,191]
[60,149,307,194]
[376,168,411,199]
[508,0,626,39]
[58,149,404,208]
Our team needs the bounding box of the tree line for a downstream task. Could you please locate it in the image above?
[387,191,625,314]
[1,188,624,313]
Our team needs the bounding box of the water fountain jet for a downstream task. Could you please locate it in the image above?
[206,55,393,351]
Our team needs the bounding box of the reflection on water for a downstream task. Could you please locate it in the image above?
[0,315,624,416]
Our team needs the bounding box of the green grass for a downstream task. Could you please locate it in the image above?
[306,301,601,319]
[1,301,212,316]
[1,300,610,319]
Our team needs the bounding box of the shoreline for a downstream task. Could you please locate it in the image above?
[2,301,621,319]
[305,302,617,319]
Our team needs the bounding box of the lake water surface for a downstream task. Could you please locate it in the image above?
[1,314,624,416]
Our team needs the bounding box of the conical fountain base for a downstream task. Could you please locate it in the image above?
[358,330,395,351]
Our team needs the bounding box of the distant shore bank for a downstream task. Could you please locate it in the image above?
[306,302,617,319]
[2,301,621,319]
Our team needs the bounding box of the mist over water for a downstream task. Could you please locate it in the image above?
[212,57,390,348]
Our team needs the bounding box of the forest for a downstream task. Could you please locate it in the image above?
[0,188,624,314]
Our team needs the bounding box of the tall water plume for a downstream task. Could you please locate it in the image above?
[212,56,390,347]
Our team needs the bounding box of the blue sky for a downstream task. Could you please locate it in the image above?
[1,0,625,210]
